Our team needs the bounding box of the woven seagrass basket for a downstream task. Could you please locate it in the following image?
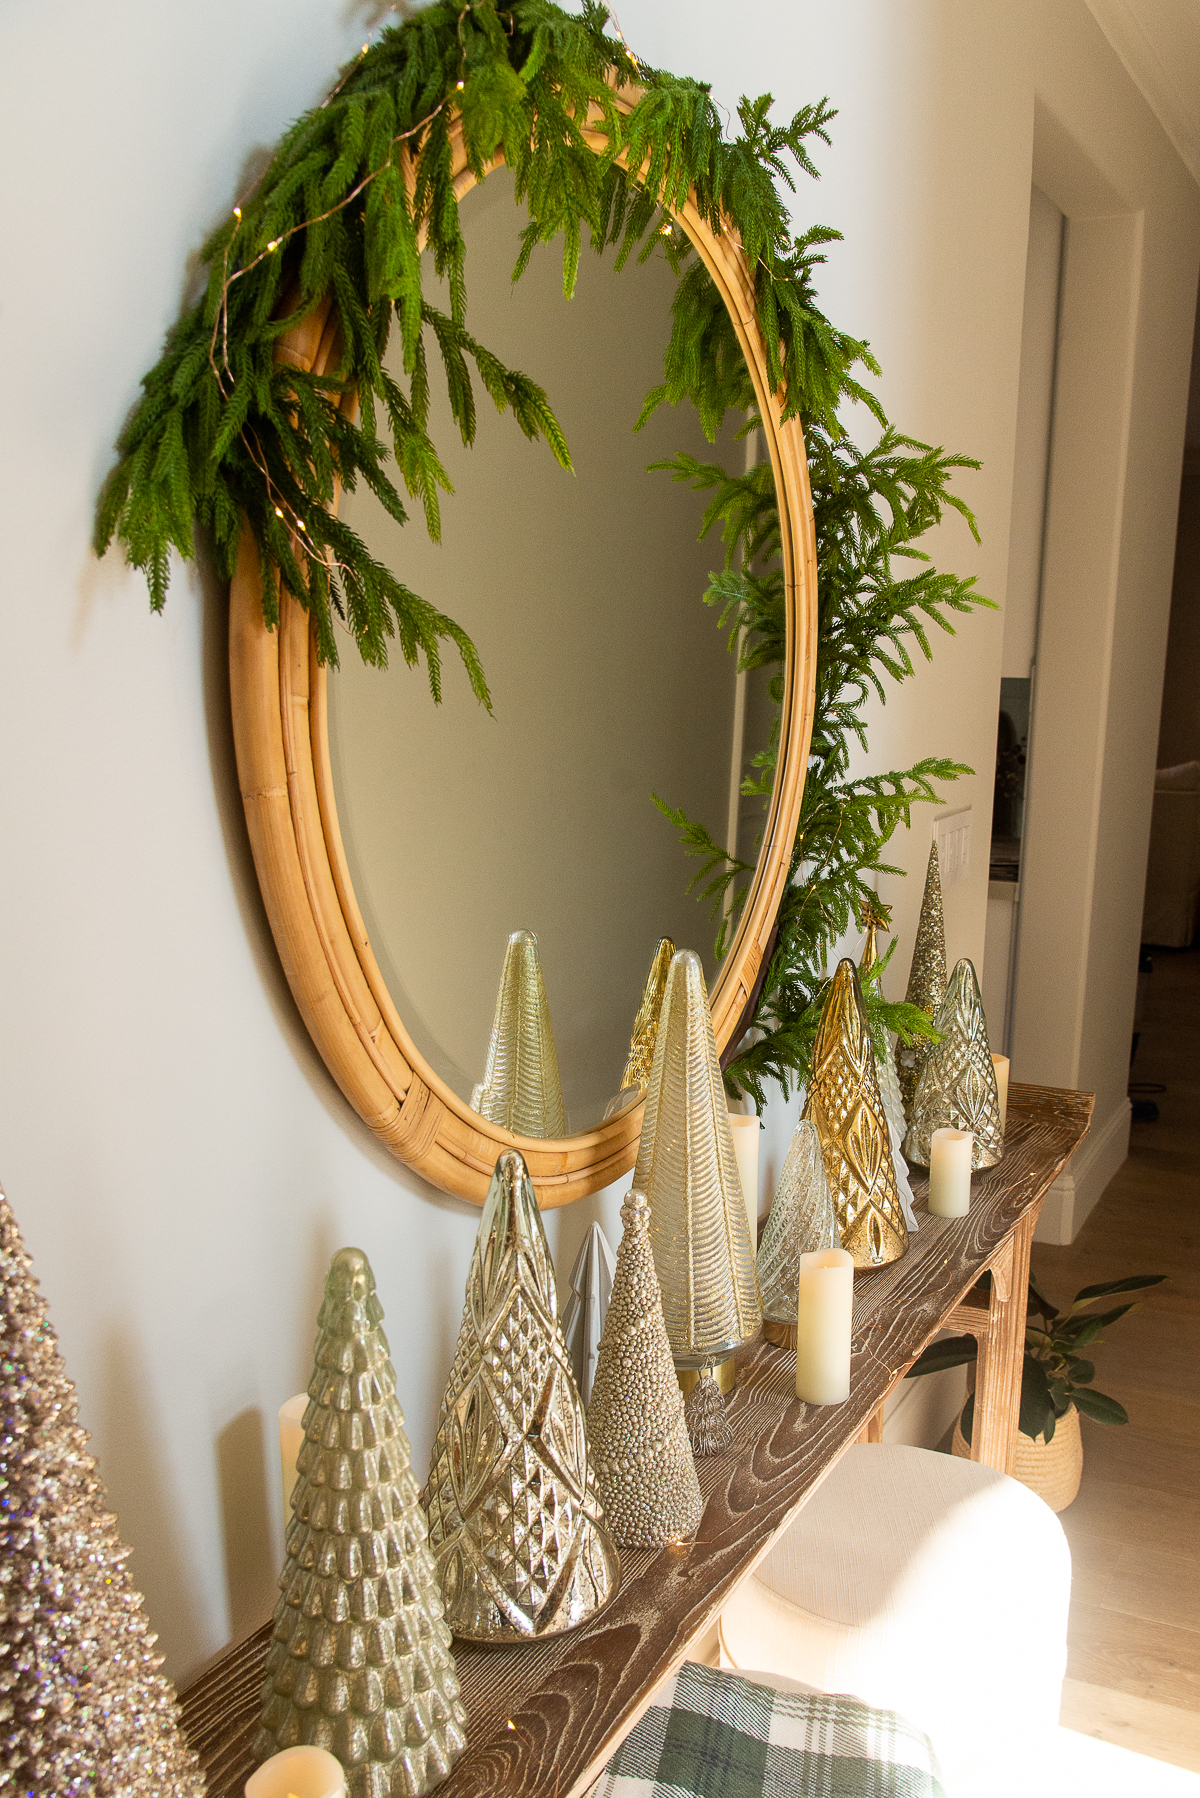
[952,1402,1083,1511]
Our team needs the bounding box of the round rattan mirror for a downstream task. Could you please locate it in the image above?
[228,109,817,1207]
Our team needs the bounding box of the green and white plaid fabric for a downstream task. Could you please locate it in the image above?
[594,1662,947,1798]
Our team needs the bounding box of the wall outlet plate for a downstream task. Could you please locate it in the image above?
[936,808,972,887]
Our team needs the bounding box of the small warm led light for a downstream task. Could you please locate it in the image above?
[267,239,279,251]
[274,507,284,519]
[297,520,307,531]
[455,79,464,90]
[233,205,242,220]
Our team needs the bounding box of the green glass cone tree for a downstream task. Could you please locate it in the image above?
[255,1247,467,1797]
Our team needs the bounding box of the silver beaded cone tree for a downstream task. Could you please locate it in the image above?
[470,929,566,1137]
[904,958,1004,1170]
[587,1191,703,1546]
[757,1120,839,1345]
[255,1248,467,1797]
[805,960,909,1269]
[633,950,761,1369]
[0,1186,204,1798]
[424,1152,620,1643]
[896,845,948,1121]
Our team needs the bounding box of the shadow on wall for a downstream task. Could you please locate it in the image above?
[102,1327,204,1658]
[217,1406,277,1642]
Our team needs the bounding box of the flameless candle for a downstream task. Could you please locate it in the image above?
[928,1128,973,1217]
[794,1247,854,1405]
[245,1746,345,1798]
[278,1393,307,1520]
[728,1111,761,1243]
[991,1054,1010,1134]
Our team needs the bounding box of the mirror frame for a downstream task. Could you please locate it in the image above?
[228,103,817,1207]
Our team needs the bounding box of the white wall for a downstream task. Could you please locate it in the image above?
[1,0,1197,1689]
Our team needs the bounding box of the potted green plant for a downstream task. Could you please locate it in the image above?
[907,1271,1165,1510]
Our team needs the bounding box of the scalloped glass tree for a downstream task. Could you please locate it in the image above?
[255,1248,466,1797]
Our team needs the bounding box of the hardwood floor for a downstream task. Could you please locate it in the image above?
[1033,945,1200,1774]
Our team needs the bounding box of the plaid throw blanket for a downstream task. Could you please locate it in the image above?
[593,1662,947,1798]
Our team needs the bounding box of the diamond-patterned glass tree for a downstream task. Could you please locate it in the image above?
[0,1186,204,1798]
[904,958,1004,1169]
[255,1247,467,1796]
[804,959,909,1268]
[424,1152,620,1642]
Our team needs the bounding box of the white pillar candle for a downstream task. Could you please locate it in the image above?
[795,1247,854,1405]
[278,1393,308,1521]
[728,1111,760,1243]
[245,1746,346,1798]
[991,1054,1010,1134]
[928,1128,973,1217]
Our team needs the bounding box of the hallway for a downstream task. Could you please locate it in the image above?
[1033,946,1200,1772]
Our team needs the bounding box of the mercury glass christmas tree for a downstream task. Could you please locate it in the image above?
[0,1186,204,1798]
[587,1191,703,1544]
[255,1247,467,1796]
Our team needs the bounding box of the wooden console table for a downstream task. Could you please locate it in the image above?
[180,1082,1091,1798]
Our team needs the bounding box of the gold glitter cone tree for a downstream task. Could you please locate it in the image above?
[858,906,920,1234]
[0,1186,204,1798]
[587,1191,703,1545]
[805,960,909,1268]
[904,958,1004,1170]
[633,950,761,1367]
[256,1248,467,1796]
[471,929,566,1137]
[896,844,948,1121]
[620,936,675,1095]
[757,1119,839,1344]
[424,1152,619,1642]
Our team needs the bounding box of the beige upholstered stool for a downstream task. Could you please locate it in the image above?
[718,1444,1072,1798]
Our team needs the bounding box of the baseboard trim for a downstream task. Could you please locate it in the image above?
[1034,1097,1130,1246]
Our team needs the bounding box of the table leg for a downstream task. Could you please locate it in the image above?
[971,1211,1034,1472]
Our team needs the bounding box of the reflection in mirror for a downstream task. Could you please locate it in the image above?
[330,167,777,1133]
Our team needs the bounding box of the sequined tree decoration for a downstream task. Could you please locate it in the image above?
[895,844,948,1122]
[0,1186,204,1798]
[255,1247,467,1795]
[904,958,1004,1170]
[471,929,566,1137]
[587,1191,703,1542]
[424,1152,619,1642]
[805,959,909,1268]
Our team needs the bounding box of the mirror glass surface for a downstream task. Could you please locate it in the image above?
[331,168,776,1133]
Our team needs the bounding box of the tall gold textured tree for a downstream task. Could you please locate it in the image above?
[0,1186,204,1798]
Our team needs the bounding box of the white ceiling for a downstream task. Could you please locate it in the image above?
[1085,0,1200,190]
